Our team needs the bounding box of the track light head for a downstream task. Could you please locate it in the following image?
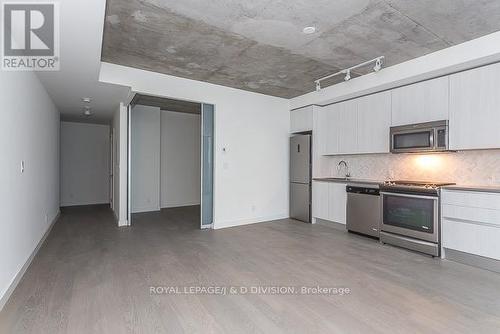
[344,70,351,81]
[315,81,321,91]
[83,106,92,116]
[373,58,383,72]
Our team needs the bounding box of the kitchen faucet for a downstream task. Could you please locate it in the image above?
[337,160,351,178]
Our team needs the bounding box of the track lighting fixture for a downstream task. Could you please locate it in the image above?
[314,56,385,91]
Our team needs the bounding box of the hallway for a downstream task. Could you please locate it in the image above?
[1,206,500,333]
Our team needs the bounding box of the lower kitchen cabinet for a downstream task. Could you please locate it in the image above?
[312,181,329,221]
[312,181,347,225]
[441,190,500,263]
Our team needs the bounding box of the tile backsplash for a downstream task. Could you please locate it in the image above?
[315,150,500,186]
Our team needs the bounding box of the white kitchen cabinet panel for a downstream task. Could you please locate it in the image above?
[441,190,500,261]
[442,218,500,260]
[329,183,347,225]
[391,76,449,126]
[441,190,500,211]
[318,92,390,156]
[321,103,340,155]
[442,205,500,228]
[312,181,347,225]
[312,181,330,221]
[290,106,313,133]
[449,63,500,150]
[314,107,328,156]
[321,100,357,155]
[337,100,358,155]
[357,91,392,154]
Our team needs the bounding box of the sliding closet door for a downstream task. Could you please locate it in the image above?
[201,104,214,229]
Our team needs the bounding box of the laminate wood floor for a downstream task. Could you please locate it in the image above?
[1,205,500,333]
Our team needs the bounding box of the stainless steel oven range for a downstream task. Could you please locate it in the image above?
[379,180,455,257]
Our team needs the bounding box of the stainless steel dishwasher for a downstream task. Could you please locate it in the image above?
[346,185,381,238]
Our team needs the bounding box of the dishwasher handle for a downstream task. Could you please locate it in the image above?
[346,186,380,196]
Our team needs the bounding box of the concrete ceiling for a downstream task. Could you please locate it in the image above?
[37,0,130,124]
[102,0,500,99]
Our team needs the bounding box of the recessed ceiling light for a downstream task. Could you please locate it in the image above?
[302,26,316,35]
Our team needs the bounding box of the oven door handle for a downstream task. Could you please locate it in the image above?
[380,192,438,200]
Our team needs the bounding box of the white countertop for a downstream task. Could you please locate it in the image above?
[442,184,500,194]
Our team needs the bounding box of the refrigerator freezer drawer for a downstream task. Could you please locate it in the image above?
[290,182,311,223]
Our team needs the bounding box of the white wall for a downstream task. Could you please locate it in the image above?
[161,111,201,208]
[60,122,110,206]
[291,31,500,109]
[100,63,290,229]
[131,105,161,213]
[0,71,60,309]
[112,103,129,226]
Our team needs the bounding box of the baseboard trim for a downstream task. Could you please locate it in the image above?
[131,206,161,214]
[60,202,110,208]
[161,203,200,209]
[118,220,129,227]
[0,210,60,312]
[444,248,500,274]
[214,213,288,230]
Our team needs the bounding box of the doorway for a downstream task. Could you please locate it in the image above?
[127,94,214,229]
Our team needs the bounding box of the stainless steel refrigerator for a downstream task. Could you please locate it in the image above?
[290,134,311,223]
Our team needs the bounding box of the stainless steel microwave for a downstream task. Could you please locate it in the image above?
[390,120,449,153]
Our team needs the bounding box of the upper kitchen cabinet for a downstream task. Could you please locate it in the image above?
[336,100,358,155]
[317,103,340,155]
[317,91,391,156]
[314,106,329,155]
[320,100,357,155]
[391,76,449,126]
[449,63,500,150]
[290,106,313,133]
[357,91,392,154]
